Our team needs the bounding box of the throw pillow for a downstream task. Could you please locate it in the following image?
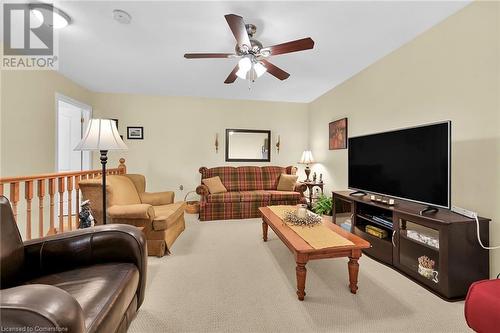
[277,174,298,191]
[202,176,227,194]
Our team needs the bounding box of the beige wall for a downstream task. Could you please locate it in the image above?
[91,93,309,198]
[1,70,93,176]
[308,1,500,276]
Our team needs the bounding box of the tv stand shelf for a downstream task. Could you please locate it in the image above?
[333,190,490,301]
[356,214,393,231]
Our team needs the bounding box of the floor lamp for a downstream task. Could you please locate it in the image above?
[74,119,127,224]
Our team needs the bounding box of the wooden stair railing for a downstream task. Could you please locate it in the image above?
[0,158,126,240]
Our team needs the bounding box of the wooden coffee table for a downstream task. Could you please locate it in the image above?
[259,206,371,301]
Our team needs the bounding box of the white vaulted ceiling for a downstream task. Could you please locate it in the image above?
[48,1,471,102]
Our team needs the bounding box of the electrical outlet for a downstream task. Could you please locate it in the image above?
[451,205,477,219]
[179,185,184,191]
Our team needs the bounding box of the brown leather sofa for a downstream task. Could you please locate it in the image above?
[79,174,185,257]
[0,196,147,333]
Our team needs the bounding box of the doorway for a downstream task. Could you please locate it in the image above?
[56,94,92,215]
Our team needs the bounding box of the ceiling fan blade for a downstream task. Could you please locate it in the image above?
[184,53,234,59]
[224,65,239,84]
[261,60,290,80]
[224,14,251,50]
[266,37,315,56]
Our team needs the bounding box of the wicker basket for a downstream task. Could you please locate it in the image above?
[184,191,200,214]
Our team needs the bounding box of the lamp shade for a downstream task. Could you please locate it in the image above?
[299,150,315,164]
[74,119,127,151]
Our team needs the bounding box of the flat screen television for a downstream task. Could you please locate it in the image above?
[348,121,451,209]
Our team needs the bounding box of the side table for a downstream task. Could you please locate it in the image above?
[300,182,324,208]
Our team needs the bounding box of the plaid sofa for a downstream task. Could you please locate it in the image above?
[196,166,307,221]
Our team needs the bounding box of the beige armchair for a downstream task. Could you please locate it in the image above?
[79,174,185,257]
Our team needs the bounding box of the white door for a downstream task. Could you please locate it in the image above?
[56,95,92,215]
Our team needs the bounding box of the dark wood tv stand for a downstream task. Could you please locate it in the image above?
[332,190,490,301]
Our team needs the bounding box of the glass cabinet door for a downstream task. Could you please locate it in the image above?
[333,196,354,230]
[397,217,441,286]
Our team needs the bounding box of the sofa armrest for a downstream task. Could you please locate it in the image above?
[23,224,147,308]
[294,183,307,195]
[140,191,174,205]
[196,184,210,197]
[0,284,85,333]
[108,204,155,220]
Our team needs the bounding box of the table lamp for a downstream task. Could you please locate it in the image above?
[74,119,127,224]
[298,150,315,182]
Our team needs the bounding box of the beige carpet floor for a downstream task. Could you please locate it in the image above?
[129,215,470,333]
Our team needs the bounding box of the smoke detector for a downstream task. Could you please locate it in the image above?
[113,9,131,24]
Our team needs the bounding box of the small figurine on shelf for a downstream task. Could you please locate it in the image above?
[319,173,323,183]
[312,172,317,182]
[78,200,94,229]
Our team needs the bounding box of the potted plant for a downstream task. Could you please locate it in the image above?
[313,194,333,216]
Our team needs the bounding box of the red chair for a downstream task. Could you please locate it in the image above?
[465,279,500,333]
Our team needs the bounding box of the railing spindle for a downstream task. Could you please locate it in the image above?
[48,178,56,235]
[25,181,34,240]
[67,176,73,230]
[9,182,20,221]
[37,179,46,237]
[0,183,4,196]
[58,177,65,233]
[75,175,80,227]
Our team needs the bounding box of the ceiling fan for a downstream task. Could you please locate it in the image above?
[184,14,315,84]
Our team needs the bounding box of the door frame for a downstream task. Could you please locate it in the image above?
[55,93,93,172]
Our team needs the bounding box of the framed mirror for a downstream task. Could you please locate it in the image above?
[225,129,271,162]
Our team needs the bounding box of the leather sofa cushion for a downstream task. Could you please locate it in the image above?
[207,192,241,203]
[267,190,301,201]
[107,176,141,205]
[26,263,139,333]
[152,202,186,230]
[0,196,24,288]
[240,191,271,202]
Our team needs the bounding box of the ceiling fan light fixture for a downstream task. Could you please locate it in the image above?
[260,48,271,57]
[236,59,267,81]
[236,57,252,79]
[254,62,267,78]
[236,68,247,80]
[238,57,252,72]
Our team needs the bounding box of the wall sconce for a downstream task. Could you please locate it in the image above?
[215,133,219,153]
[275,135,280,154]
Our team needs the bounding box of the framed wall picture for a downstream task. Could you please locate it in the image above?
[329,118,348,150]
[127,126,144,140]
